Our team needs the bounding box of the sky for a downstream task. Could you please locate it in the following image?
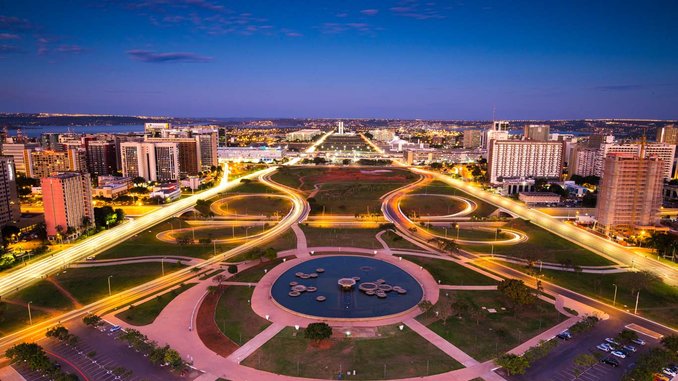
[0,0,677,120]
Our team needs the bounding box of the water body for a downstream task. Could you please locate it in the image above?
[271,256,424,319]
[12,125,145,138]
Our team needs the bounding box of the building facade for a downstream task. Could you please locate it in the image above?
[120,142,180,182]
[0,156,21,229]
[41,172,94,240]
[86,140,117,176]
[487,140,564,184]
[463,129,483,149]
[523,124,550,141]
[656,125,677,144]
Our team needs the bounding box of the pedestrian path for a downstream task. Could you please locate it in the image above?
[404,318,479,367]
[439,285,498,291]
[226,322,285,363]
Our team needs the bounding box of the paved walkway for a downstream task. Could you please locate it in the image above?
[46,277,83,308]
[0,366,26,381]
[290,223,308,256]
[374,230,393,254]
[404,318,479,367]
[226,323,285,363]
[439,285,498,291]
[480,255,631,274]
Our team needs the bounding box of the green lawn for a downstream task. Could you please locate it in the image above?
[243,325,462,379]
[215,286,270,345]
[218,196,292,217]
[173,224,273,242]
[419,291,566,361]
[300,226,383,249]
[228,180,282,194]
[96,218,236,260]
[115,283,196,325]
[54,262,185,305]
[422,181,498,217]
[11,280,75,311]
[400,194,466,217]
[465,219,615,266]
[427,226,512,241]
[380,230,425,251]
[401,255,498,285]
[0,301,49,336]
[312,182,410,215]
[229,258,286,283]
[271,167,327,189]
[527,267,678,328]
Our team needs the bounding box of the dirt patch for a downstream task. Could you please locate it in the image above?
[196,289,239,357]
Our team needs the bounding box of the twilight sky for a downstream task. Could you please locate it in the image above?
[1,0,677,120]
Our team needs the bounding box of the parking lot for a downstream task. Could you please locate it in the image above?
[510,318,661,381]
[13,321,198,381]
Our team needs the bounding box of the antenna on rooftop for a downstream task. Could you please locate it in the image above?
[492,105,496,122]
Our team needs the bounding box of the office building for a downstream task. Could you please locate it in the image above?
[596,154,663,234]
[86,140,118,176]
[369,129,396,142]
[28,149,85,179]
[656,125,678,144]
[286,129,321,141]
[194,130,219,170]
[598,143,676,179]
[0,156,21,229]
[40,133,62,150]
[587,134,614,149]
[488,140,564,184]
[120,142,180,182]
[217,146,284,162]
[146,137,199,177]
[523,125,550,141]
[483,120,510,149]
[41,172,94,240]
[337,121,345,135]
[1,142,39,174]
[145,122,171,138]
[570,146,599,177]
[463,129,483,149]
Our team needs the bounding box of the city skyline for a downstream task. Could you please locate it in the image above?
[1,1,677,119]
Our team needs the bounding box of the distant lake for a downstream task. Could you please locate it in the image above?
[12,125,145,138]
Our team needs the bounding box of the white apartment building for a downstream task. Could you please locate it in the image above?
[488,140,564,184]
[120,142,180,182]
[598,143,675,179]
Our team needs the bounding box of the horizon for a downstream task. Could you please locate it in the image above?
[1,1,677,120]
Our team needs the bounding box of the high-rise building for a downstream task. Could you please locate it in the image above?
[570,146,599,177]
[596,154,663,234]
[0,156,21,229]
[145,137,199,176]
[40,133,62,150]
[120,142,180,182]
[587,134,614,149]
[28,150,83,179]
[113,133,144,169]
[338,121,345,135]
[487,140,564,184]
[86,140,118,175]
[656,125,678,144]
[369,129,396,142]
[483,120,510,149]
[194,130,219,170]
[1,142,39,175]
[598,143,675,179]
[41,172,94,240]
[523,125,550,141]
[145,122,172,138]
[463,129,483,149]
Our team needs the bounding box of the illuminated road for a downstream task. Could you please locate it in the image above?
[410,167,678,286]
[0,169,311,351]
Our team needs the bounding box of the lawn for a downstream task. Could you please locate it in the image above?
[228,258,286,283]
[401,255,498,285]
[96,218,236,260]
[228,180,282,194]
[214,286,270,345]
[11,280,75,311]
[427,226,513,241]
[0,301,48,336]
[54,262,185,305]
[115,283,196,325]
[242,325,462,379]
[271,167,327,189]
[529,267,678,328]
[422,181,498,217]
[419,291,566,361]
[172,224,273,242]
[216,195,292,217]
[312,182,410,215]
[400,194,466,217]
[464,219,615,266]
[380,230,425,251]
[300,226,383,249]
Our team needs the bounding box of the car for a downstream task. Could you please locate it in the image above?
[632,338,646,346]
[601,358,620,367]
[556,331,572,340]
[605,338,620,346]
[86,256,95,261]
[623,345,637,352]
[611,350,626,359]
[663,368,678,377]
[109,325,121,333]
[597,344,612,352]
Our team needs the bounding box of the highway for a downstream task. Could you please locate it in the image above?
[410,167,678,286]
[0,169,311,351]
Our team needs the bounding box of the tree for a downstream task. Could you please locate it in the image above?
[163,347,184,370]
[46,326,70,341]
[661,335,678,353]
[304,322,332,342]
[82,314,102,327]
[496,353,530,376]
[227,264,238,274]
[263,247,277,261]
[497,279,537,312]
[573,353,597,378]
[616,329,638,345]
[619,270,660,296]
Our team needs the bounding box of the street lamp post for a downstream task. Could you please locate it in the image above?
[612,283,618,306]
[27,301,33,325]
[634,291,640,314]
[161,257,165,276]
[108,275,113,296]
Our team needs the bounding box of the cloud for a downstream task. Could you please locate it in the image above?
[360,9,379,16]
[285,31,303,37]
[0,15,34,32]
[56,45,86,54]
[593,84,645,92]
[320,22,380,35]
[0,44,24,54]
[0,33,20,40]
[127,49,213,63]
[390,1,446,20]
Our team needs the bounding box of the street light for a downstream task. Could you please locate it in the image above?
[108,275,113,296]
[161,257,166,276]
[634,291,640,314]
[612,284,618,306]
[27,301,33,325]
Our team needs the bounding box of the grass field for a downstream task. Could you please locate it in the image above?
[422,181,498,217]
[400,194,466,217]
[271,167,327,189]
[419,291,566,361]
[300,226,383,249]
[401,255,498,285]
[228,180,282,195]
[380,230,425,251]
[217,196,292,217]
[115,283,196,325]
[465,219,615,266]
[54,262,185,305]
[11,280,75,311]
[427,226,512,241]
[229,258,286,283]
[242,325,462,379]
[96,218,236,260]
[215,286,270,345]
[0,301,48,336]
[312,182,409,215]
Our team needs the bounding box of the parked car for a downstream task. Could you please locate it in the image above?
[601,358,620,367]
[632,338,646,346]
[109,325,121,333]
[622,345,637,352]
[605,338,620,346]
[556,331,572,340]
[663,367,678,377]
[611,350,627,359]
[597,344,612,352]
